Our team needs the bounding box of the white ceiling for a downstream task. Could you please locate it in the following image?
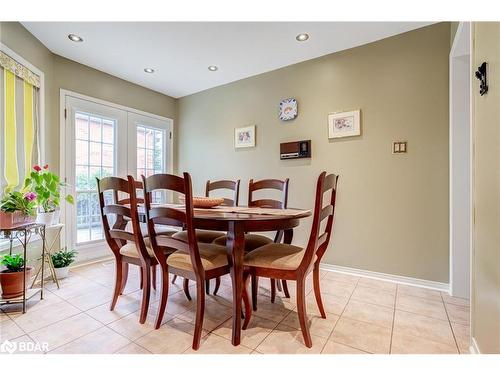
[23,22,434,98]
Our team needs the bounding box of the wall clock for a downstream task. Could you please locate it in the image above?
[279,98,298,121]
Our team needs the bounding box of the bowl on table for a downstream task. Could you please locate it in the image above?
[191,197,225,208]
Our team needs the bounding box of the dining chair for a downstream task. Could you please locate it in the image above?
[97,176,176,324]
[213,178,290,309]
[142,172,237,350]
[241,171,339,348]
[171,179,240,294]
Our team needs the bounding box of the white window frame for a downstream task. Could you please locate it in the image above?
[0,43,45,251]
[59,89,173,262]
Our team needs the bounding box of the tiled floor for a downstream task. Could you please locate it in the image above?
[0,261,470,354]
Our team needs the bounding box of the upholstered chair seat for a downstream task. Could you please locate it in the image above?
[167,243,228,272]
[173,229,225,244]
[244,243,309,271]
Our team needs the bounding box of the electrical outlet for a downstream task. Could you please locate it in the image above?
[393,141,407,154]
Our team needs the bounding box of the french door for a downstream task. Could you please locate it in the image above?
[63,93,172,260]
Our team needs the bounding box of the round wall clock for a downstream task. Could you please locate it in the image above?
[279,98,298,121]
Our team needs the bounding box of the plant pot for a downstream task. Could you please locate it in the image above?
[36,211,55,225]
[54,266,70,279]
[52,209,61,225]
[0,211,35,229]
[0,267,33,299]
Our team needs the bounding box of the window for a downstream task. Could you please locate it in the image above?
[75,112,115,243]
[136,125,165,203]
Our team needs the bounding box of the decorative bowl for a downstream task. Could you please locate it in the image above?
[192,197,224,208]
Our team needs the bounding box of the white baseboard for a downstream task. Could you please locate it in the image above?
[470,337,481,354]
[320,263,450,292]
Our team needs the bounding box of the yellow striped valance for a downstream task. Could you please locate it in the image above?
[0,50,41,88]
[0,65,40,193]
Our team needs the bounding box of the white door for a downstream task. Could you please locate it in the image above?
[63,94,172,261]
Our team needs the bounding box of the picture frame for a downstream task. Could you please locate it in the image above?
[234,125,256,148]
[328,109,361,139]
[279,98,298,121]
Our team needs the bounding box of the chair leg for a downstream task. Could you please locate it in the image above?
[151,264,157,291]
[110,259,123,311]
[276,279,283,292]
[171,274,178,284]
[139,267,143,290]
[242,272,252,330]
[270,278,276,303]
[205,279,210,295]
[154,266,169,329]
[251,273,258,311]
[139,264,151,324]
[119,262,129,295]
[282,280,291,298]
[297,278,312,348]
[192,280,206,350]
[183,278,192,301]
[313,263,326,318]
[213,277,221,295]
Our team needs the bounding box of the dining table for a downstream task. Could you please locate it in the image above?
[143,205,311,346]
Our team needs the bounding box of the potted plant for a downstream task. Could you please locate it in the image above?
[0,254,32,299]
[51,249,78,279]
[24,164,74,225]
[0,191,37,229]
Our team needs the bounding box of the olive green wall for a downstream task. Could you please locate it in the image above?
[0,22,177,174]
[177,23,451,282]
[471,22,500,354]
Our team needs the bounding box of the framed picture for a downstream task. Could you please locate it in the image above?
[328,110,361,138]
[279,98,298,121]
[234,125,256,148]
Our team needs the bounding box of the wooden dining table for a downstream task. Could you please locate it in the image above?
[143,205,311,346]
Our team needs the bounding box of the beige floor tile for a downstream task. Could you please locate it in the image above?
[0,311,9,322]
[47,275,105,300]
[343,299,394,328]
[451,322,470,354]
[306,292,349,316]
[357,278,397,294]
[0,318,25,341]
[65,285,113,311]
[29,313,103,352]
[184,333,253,354]
[396,294,448,320]
[115,342,151,354]
[85,290,144,325]
[212,315,278,349]
[11,300,80,333]
[445,303,470,325]
[397,284,442,301]
[0,289,64,315]
[135,318,199,354]
[205,284,236,307]
[351,286,395,308]
[108,310,173,341]
[280,310,340,338]
[393,310,455,346]
[322,272,360,285]
[255,324,327,354]
[318,279,356,298]
[176,300,232,331]
[253,295,295,322]
[322,340,370,354]
[391,332,458,354]
[150,289,196,316]
[49,326,130,354]
[441,293,470,307]
[330,317,391,354]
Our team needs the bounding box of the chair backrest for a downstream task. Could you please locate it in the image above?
[141,172,205,276]
[97,176,150,261]
[299,172,339,273]
[205,179,240,206]
[248,178,289,209]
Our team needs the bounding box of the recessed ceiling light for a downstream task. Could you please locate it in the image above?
[68,34,83,42]
[296,33,309,42]
[144,68,155,73]
[208,65,218,71]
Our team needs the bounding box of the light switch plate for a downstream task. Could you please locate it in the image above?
[393,141,407,154]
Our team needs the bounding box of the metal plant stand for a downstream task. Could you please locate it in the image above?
[31,223,64,289]
[0,223,46,313]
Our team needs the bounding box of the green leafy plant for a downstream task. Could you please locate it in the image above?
[0,191,37,217]
[51,249,78,268]
[24,164,74,213]
[0,254,25,272]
